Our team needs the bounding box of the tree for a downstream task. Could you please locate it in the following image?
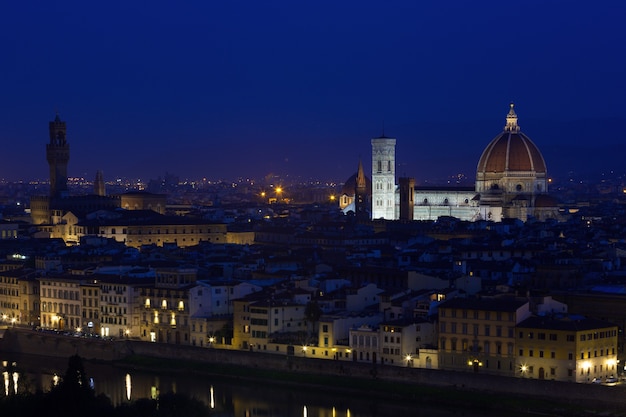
[304,300,322,343]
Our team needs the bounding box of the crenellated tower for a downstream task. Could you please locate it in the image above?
[94,170,105,196]
[46,113,70,198]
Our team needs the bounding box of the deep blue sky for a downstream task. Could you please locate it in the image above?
[1,1,625,184]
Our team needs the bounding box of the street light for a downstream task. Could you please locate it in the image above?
[405,354,413,367]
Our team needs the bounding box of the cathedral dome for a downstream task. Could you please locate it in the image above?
[341,172,371,196]
[475,104,548,196]
[477,104,546,175]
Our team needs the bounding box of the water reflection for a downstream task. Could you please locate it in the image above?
[2,361,18,396]
[1,353,533,417]
[125,373,131,401]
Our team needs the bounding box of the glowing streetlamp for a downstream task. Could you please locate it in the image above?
[405,354,413,367]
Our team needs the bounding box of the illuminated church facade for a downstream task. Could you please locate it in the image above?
[342,104,560,222]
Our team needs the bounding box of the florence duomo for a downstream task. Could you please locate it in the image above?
[340,103,562,223]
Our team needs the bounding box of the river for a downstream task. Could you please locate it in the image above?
[1,352,538,416]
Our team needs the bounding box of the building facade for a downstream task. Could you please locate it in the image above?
[516,315,619,383]
[438,297,531,376]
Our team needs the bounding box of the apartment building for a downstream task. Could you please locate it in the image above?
[438,297,531,376]
[138,267,197,344]
[38,274,84,331]
[0,267,38,326]
[516,315,618,383]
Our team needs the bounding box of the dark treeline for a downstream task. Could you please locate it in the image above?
[0,355,210,417]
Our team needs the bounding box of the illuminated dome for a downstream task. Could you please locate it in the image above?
[475,104,548,195]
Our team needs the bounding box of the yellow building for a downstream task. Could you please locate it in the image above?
[77,210,228,248]
[438,297,531,376]
[0,268,39,326]
[516,315,618,383]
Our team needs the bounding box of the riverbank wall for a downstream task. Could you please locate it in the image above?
[1,327,624,410]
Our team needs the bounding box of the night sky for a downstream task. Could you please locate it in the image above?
[1,1,625,184]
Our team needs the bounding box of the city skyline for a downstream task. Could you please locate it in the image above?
[1,1,625,183]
